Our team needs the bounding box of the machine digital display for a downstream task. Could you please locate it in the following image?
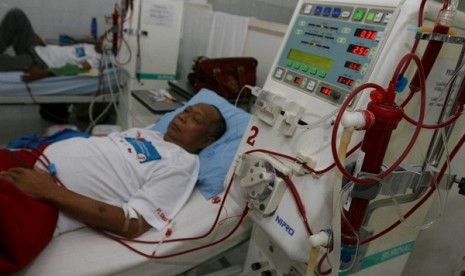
[347,44,370,56]
[274,2,392,108]
[288,49,334,71]
[354,28,378,40]
[344,61,362,71]
[337,76,355,87]
[320,86,333,96]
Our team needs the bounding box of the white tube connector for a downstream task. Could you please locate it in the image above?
[341,110,375,130]
[309,229,332,248]
[279,102,305,137]
[251,88,286,127]
[245,85,264,97]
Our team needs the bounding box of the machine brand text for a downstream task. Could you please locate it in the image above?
[275,215,295,236]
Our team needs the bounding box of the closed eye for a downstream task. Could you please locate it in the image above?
[193,114,202,123]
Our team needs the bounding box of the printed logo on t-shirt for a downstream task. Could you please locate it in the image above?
[156,208,171,222]
[75,46,86,57]
[124,137,161,163]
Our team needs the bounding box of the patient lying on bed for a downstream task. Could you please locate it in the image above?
[0,8,108,123]
[0,8,104,80]
[0,103,226,274]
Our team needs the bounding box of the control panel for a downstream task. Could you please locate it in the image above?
[272,2,395,107]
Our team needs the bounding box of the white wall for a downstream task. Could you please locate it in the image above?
[242,19,286,87]
[208,0,297,24]
[0,0,117,41]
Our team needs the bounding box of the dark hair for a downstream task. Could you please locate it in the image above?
[209,105,227,141]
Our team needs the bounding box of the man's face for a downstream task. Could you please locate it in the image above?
[164,103,220,153]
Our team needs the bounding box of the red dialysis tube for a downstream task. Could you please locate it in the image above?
[341,96,404,246]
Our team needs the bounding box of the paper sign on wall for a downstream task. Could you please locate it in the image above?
[143,0,174,27]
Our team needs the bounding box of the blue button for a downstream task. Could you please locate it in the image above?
[332,8,341,18]
[323,7,332,17]
[314,6,323,15]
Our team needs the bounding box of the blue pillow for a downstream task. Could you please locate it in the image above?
[149,88,251,199]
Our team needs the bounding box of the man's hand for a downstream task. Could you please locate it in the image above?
[0,166,151,238]
[0,167,57,200]
[21,66,51,82]
[79,61,92,70]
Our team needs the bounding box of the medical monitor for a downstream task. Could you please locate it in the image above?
[271,2,395,108]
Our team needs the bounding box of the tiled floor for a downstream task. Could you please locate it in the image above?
[0,104,114,148]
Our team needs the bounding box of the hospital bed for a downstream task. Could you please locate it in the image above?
[0,68,119,104]
[13,89,253,276]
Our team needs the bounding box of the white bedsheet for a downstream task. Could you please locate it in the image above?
[14,188,251,276]
[0,69,118,102]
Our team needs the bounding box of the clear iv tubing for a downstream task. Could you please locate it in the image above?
[409,0,458,93]
[315,181,361,276]
[400,0,454,110]
[86,53,121,133]
[380,170,444,230]
[360,130,465,245]
[337,182,360,272]
[402,60,465,129]
[114,3,133,65]
[297,108,340,130]
[318,145,455,276]
[331,53,426,185]
[318,163,448,276]
[246,146,361,176]
[399,0,427,77]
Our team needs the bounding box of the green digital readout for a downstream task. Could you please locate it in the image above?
[287,49,334,72]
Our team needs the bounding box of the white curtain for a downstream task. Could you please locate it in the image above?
[178,7,249,81]
[206,11,250,58]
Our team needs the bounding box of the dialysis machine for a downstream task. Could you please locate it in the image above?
[225,0,465,275]
[116,0,184,129]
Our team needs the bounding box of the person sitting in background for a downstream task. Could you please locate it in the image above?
[0,8,105,122]
[0,103,227,274]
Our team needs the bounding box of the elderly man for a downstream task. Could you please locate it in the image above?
[0,103,227,273]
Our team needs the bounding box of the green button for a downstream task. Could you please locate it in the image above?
[319,71,327,78]
[353,9,365,21]
[294,63,301,70]
[287,60,293,67]
[310,68,317,75]
[259,204,266,211]
[367,12,375,21]
[302,65,309,72]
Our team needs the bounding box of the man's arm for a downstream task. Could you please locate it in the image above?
[0,167,151,238]
[21,66,52,82]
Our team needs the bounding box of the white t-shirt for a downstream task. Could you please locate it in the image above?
[34,43,101,69]
[36,128,199,234]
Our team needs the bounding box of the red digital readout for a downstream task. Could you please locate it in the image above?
[354,28,377,40]
[344,61,362,71]
[320,86,332,96]
[347,44,370,56]
[337,76,355,87]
